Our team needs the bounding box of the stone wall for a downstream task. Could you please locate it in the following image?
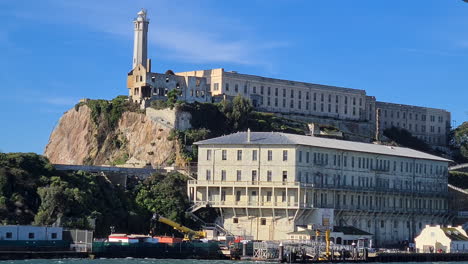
[145,107,192,131]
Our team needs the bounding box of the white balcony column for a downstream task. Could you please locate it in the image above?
[245,186,248,205]
[303,188,307,207]
[273,186,276,206]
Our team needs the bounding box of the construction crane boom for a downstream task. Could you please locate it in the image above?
[151,213,206,240]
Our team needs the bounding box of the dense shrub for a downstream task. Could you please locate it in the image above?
[383,127,432,153]
[150,100,168,110]
[451,122,468,163]
[0,153,148,237]
[449,171,468,190]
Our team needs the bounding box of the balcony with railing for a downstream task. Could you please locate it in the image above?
[334,204,448,215]
[299,182,448,197]
[190,200,314,209]
[189,198,449,215]
[188,180,301,188]
[188,180,449,197]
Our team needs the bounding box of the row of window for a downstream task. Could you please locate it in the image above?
[382,121,446,135]
[331,193,446,210]
[208,149,447,177]
[204,168,445,194]
[352,219,432,230]
[234,218,435,231]
[208,149,288,162]
[205,169,288,182]
[232,217,267,225]
[220,82,363,105]
[2,232,57,239]
[207,189,447,212]
[298,151,446,176]
[262,99,362,116]
[382,110,445,124]
[213,82,365,116]
[296,172,445,192]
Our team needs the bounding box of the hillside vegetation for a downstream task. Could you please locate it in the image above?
[0,152,197,238]
[383,127,432,153]
[451,122,468,163]
[170,95,308,163]
[449,171,468,190]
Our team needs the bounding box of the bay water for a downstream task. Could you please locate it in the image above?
[1,260,468,264]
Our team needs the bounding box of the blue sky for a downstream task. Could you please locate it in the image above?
[1,0,467,154]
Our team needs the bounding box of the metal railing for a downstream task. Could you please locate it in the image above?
[191,200,307,208]
[189,180,448,197]
[188,180,301,188]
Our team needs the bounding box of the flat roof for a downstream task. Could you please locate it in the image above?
[177,68,366,94]
[195,132,450,162]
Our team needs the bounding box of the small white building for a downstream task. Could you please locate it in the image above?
[0,225,63,241]
[288,226,372,246]
[415,225,468,253]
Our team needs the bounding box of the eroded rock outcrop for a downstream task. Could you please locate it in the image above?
[44,104,177,167]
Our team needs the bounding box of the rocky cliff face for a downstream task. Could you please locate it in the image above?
[44,104,178,167]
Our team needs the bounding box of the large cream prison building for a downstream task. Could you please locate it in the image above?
[127,10,451,147]
[176,69,451,147]
[188,132,451,246]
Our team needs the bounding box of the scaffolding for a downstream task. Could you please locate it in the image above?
[253,240,352,260]
[253,241,280,260]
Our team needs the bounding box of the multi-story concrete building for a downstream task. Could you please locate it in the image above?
[127,10,212,107]
[176,69,375,122]
[376,102,451,147]
[187,131,451,246]
[125,10,451,147]
[177,69,378,142]
[176,68,451,147]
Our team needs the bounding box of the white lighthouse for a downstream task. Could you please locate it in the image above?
[132,9,149,69]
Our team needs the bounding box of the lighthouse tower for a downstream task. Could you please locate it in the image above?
[133,9,149,69]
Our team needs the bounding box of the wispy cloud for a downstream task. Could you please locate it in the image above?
[11,0,287,67]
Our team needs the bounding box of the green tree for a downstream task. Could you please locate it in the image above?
[383,127,432,153]
[135,172,189,224]
[452,122,468,162]
[231,95,253,130]
[167,89,182,109]
[0,153,52,224]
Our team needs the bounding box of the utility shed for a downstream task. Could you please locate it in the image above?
[0,225,63,241]
[415,225,468,253]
